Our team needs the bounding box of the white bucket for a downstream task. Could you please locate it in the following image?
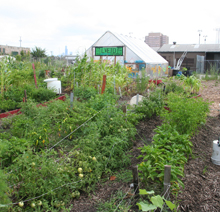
[44,78,62,94]
[130,95,144,106]
[211,140,220,165]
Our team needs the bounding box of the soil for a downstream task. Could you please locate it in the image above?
[69,80,220,212]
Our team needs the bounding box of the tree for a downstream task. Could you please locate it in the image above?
[31,47,47,59]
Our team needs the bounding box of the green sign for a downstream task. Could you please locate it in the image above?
[95,47,123,56]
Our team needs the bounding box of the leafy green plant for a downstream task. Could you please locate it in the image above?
[161,92,210,135]
[137,189,176,211]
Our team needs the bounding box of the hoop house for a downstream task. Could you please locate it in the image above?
[86,31,168,78]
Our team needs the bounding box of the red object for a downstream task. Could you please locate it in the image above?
[0,95,66,119]
[191,94,201,99]
[149,79,163,85]
[32,63,38,89]
[101,75,106,94]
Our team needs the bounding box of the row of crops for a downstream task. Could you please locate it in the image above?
[0,55,210,211]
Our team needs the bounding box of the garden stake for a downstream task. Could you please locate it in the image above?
[32,64,38,88]
[114,75,116,95]
[163,165,171,199]
[98,85,100,94]
[122,105,127,114]
[76,82,78,88]
[136,94,139,105]
[74,72,75,88]
[119,87,122,98]
[70,92,73,108]
[132,166,139,197]
[101,75,106,94]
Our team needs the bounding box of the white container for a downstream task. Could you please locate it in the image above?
[130,94,144,106]
[44,78,62,94]
[211,140,220,165]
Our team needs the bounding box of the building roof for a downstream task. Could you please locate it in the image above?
[88,31,168,64]
[158,44,220,52]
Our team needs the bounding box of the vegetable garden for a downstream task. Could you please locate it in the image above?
[0,55,211,211]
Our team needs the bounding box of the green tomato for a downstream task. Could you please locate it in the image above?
[18,202,24,207]
[78,168,83,173]
[37,200,42,206]
[79,174,83,178]
[31,203,35,208]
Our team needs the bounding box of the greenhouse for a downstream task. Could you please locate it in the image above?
[86,31,169,78]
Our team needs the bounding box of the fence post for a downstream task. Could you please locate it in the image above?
[163,165,171,199]
[132,166,139,197]
[101,75,106,94]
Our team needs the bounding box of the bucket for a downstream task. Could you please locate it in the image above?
[44,78,62,94]
[211,140,220,165]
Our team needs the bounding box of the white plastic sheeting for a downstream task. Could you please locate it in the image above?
[86,31,168,77]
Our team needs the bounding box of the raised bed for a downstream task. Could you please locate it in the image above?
[0,95,66,119]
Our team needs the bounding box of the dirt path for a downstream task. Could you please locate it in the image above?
[176,80,220,212]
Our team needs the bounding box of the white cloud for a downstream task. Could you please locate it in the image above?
[0,0,220,55]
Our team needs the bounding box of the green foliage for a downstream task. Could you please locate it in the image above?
[74,85,97,100]
[137,189,176,211]
[134,88,164,119]
[161,92,210,135]
[31,47,47,59]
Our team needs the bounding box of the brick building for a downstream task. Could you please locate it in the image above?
[0,45,30,56]
[145,32,169,48]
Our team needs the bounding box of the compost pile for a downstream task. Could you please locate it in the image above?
[176,80,220,212]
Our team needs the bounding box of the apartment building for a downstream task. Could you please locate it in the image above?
[0,45,30,55]
[145,32,169,48]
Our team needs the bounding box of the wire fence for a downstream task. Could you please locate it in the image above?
[0,180,81,208]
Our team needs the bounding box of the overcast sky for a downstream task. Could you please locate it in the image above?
[1,0,220,56]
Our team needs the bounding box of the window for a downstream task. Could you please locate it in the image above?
[3,48,5,53]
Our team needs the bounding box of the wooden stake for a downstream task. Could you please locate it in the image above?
[101,75,106,94]
[122,105,127,114]
[132,166,139,197]
[163,165,171,199]
[24,90,27,102]
[32,63,38,88]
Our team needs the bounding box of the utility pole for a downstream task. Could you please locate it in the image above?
[19,36,22,47]
[214,28,220,44]
[198,30,202,44]
[203,35,207,44]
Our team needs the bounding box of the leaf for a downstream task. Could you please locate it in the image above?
[139,189,155,195]
[150,195,164,208]
[109,176,116,181]
[165,200,176,210]
[136,202,157,211]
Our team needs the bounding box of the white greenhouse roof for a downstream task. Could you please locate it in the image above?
[88,31,168,64]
